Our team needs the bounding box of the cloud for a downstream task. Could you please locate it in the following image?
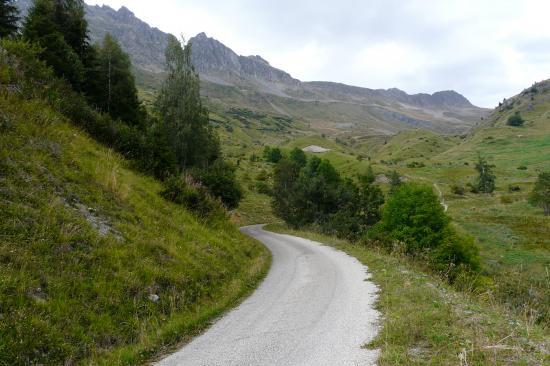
[85,0,550,107]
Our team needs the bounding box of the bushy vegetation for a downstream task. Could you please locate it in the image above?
[263,146,283,163]
[507,111,525,126]
[160,174,226,219]
[369,184,480,281]
[272,149,384,239]
[4,0,242,213]
[529,171,550,215]
[474,155,496,193]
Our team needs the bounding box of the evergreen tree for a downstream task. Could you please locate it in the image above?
[263,146,283,163]
[289,147,307,167]
[389,170,402,194]
[88,34,142,125]
[360,165,376,185]
[0,0,19,38]
[475,155,496,193]
[23,0,89,90]
[528,171,550,215]
[155,35,219,169]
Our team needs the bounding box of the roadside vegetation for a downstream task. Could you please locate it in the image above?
[267,225,548,365]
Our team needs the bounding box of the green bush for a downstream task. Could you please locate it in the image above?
[263,146,283,163]
[450,184,465,195]
[369,183,480,280]
[191,160,243,210]
[507,112,525,126]
[160,174,226,219]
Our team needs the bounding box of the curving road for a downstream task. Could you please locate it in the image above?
[156,225,380,366]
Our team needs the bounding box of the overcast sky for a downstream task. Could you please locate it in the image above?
[85,0,550,107]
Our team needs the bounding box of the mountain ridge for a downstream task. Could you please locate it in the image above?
[15,0,489,135]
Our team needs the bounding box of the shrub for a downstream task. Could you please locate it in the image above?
[160,174,225,219]
[451,184,465,195]
[508,185,521,192]
[507,112,525,126]
[429,228,481,281]
[370,183,480,280]
[406,161,426,168]
[263,146,282,163]
[466,182,479,194]
[517,165,527,170]
[529,171,550,215]
[191,160,243,210]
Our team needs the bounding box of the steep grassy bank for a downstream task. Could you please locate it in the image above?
[0,94,270,365]
[266,224,548,365]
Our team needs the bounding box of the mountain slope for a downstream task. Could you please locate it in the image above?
[0,73,269,365]
[189,32,488,135]
[16,0,490,136]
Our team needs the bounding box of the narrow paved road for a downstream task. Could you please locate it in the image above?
[157,225,380,366]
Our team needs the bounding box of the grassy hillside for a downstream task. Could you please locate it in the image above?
[0,94,270,365]
[269,83,549,327]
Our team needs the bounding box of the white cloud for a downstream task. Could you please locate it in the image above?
[85,0,550,107]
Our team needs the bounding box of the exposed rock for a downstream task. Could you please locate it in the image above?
[302,145,331,153]
[148,294,160,303]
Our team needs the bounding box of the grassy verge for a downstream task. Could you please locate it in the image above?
[0,95,270,365]
[266,224,548,365]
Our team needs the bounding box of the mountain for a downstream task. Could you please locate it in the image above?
[15,0,489,135]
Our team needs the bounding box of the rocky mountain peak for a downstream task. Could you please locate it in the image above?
[189,33,297,85]
[117,6,134,17]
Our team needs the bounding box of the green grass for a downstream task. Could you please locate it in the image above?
[257,87,550,325]
[0,95,270,365]
[266,224,549,365]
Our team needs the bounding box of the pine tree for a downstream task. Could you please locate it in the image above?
[475,155,496,193]
[0,0,19,38]
[88,34,142,125]
[155,35,219,169]
[23,0,89,90]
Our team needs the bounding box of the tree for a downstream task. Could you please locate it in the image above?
[88,34,142,125]
[0,0,19,38]
[507,111,525,127]
[289,147,306,167]
[359,165,376,185]
[155,35,219,169]
[263,146,283,163]
[389,170,402,194]
[475,155,496,193]
[272,157,303,226]
[529,171,550,215]
[23,0,90,90]
[358,180,385,226]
